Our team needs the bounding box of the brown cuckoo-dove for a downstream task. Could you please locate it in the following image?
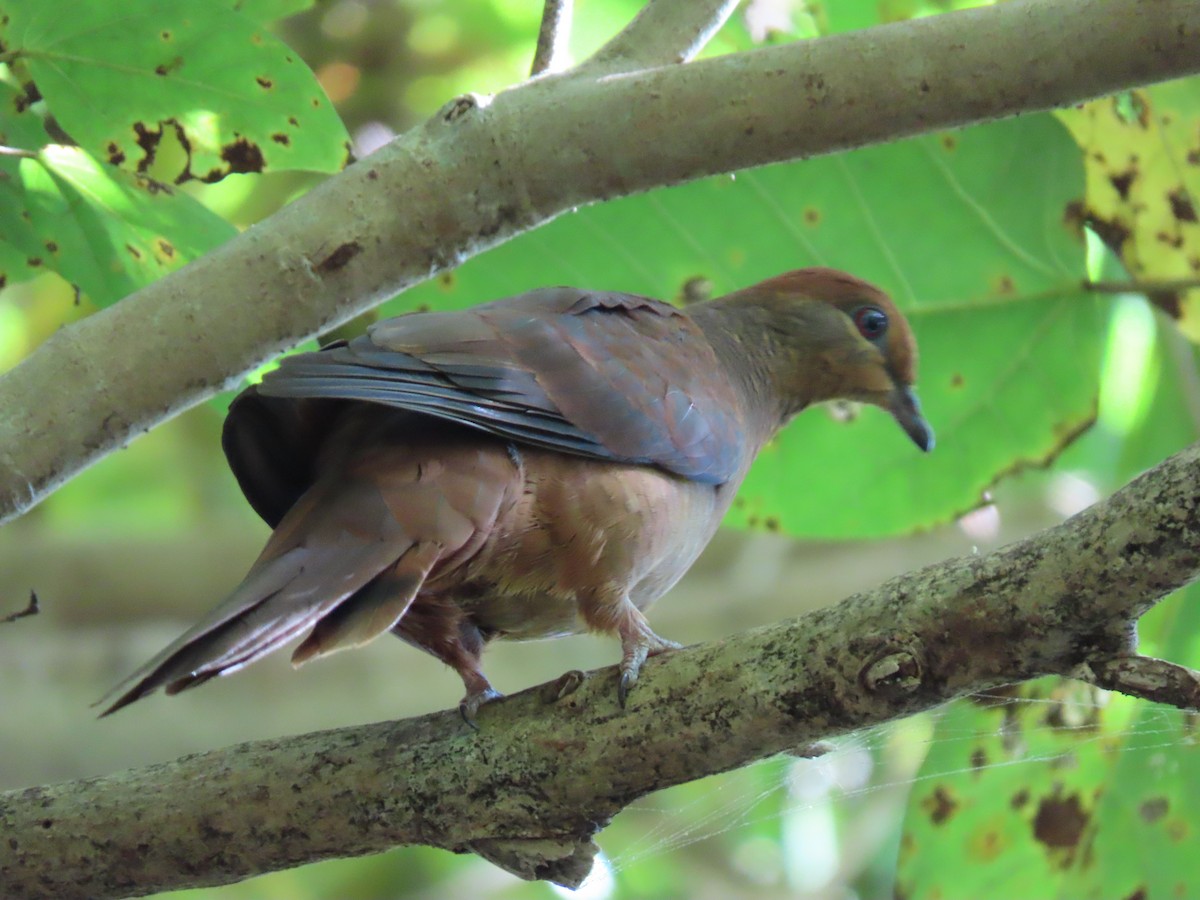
[101,268,933,720]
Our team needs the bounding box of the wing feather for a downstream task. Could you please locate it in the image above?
[253,288,744,482]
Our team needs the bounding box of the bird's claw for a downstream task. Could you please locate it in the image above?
[617,670,635,708]
[617,631,681,708]
[459,686,504,729]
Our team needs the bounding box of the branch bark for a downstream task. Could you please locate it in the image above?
[0,0,1197,524]
[3,441,1198,899]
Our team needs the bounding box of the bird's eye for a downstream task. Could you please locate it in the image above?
[853,306,888,341]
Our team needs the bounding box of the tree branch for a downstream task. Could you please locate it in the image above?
[1,591,38,625]
[1,0,1197,525]
[3,440,1197,899]
[530,0,573,76]
[582,0,740,71]
[1076,655,1200,709]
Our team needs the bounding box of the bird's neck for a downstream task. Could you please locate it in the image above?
[689,296,817,449]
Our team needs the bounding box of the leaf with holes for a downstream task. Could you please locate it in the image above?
[1058,79,1200,342]
[0,81,52,290]
[0,145,235,305]
[0,79,48,152]
[899,587,1200,900]
[0,0,350,184]
[897,679,1126,899]
[1072,585,1200,900]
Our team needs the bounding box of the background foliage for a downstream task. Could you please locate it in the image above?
[1,0,1198,898]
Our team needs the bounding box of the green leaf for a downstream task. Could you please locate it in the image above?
[1,0,350,183]
[897,679,1124,900]
[818,0,994,35]
[0,79,48,151]
[0,81,45,289]
[387,114,1096,538]
[231,0,315,22]
[0,233,33,291]
[0,145,236,305]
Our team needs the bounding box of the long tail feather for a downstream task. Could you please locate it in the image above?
[97,477,426,716]
[291,542,442,665]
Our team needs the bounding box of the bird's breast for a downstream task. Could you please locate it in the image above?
[439,447,727,641]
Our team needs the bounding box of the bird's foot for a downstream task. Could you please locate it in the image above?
[459,686,505,729]
[617,618,681,708]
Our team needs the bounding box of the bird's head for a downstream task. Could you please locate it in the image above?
[696,268,934,452]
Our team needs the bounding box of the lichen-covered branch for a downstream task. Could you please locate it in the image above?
[0,0,1197,525]
[3,441,1197,900]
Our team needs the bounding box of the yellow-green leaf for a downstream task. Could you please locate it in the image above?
[1058,79,1200,342]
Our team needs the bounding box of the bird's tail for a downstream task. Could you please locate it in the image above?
[97,475,437,716]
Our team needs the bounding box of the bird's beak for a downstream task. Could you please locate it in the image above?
[888,385,935,452]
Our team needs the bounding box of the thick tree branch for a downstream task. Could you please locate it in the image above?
[3,441,1197,899]
[1,0,1197,525]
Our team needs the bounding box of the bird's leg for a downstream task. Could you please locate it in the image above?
[615,607,681,708]
[391,600,503,727]
[456,665,504,729]
[447,621,505,727]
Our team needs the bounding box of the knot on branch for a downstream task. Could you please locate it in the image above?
[786,740,835,759]
[860,645,923,697]
[440,93,490,123]
[540,669,586,704]
[468,834,599,888]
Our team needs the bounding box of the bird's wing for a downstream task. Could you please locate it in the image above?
[254,287,746,484]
